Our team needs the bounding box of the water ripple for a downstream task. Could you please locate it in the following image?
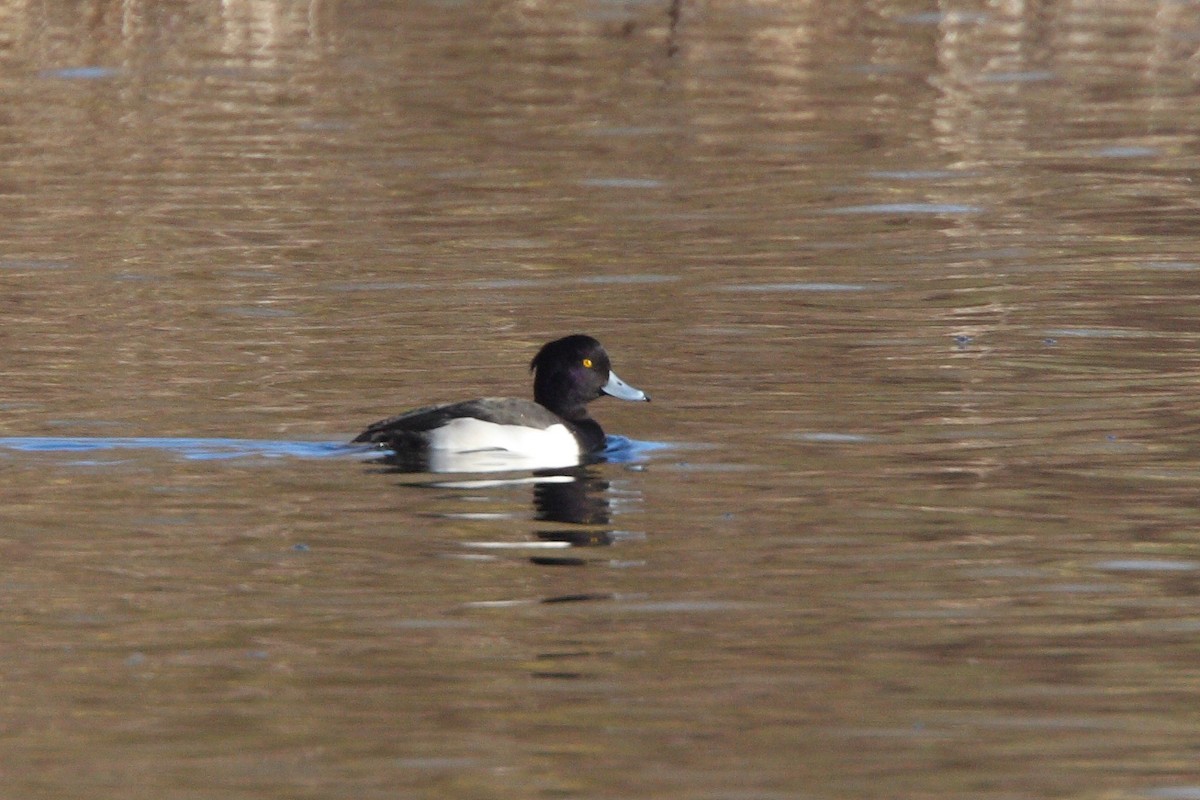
[578,178,665,189]
[825,202,983,215]
[867,170,977,181]
[1095,559,1198,573]
[39,66,120,80]
[1087,145,1159,158]
[978,70,1056,84]
[1145,788,1200,800]
[895,11,988,24]
[721,282,880,293]
[790,432,876,443]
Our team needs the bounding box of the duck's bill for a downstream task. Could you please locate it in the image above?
[602,370,650,402]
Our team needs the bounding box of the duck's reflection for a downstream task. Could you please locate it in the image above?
[370,460,645,685]
[374,457,635,552]
[533,467,611,526]
[529,468,617,566]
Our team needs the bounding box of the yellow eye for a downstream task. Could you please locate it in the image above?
[582,358,593,368]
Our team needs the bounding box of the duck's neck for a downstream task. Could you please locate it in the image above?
[535,382,607,454]
[563,417,606,454]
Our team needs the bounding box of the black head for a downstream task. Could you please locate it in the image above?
[529,334,648,420]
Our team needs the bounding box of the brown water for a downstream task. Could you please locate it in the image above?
[3,0,1200,797]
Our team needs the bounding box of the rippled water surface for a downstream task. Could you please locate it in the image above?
[3,0,1200,797]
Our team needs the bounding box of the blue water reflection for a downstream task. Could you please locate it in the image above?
[0,437,350,461]
[604,434,672,464]
[0,435,670,466]
[39,66,120,80]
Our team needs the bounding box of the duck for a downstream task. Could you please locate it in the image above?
[352,334,650,471]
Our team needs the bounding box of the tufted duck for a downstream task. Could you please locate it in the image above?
[352,334,649,471]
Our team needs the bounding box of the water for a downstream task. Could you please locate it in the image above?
[0,436,351,460]
[2,0,1200,797]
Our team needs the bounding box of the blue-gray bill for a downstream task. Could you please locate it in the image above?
[602,370,650,402]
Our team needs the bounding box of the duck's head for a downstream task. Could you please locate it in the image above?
[530,334,649,417]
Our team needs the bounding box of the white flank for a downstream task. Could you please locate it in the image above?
[425,418,581,473]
